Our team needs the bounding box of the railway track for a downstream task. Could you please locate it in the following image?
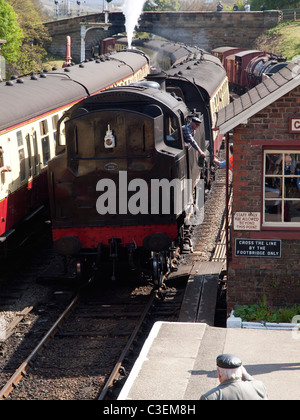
[0,155,228,400]
[0,276,186,400]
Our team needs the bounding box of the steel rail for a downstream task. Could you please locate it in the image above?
[0,294,79,400]
[98,290,156,400]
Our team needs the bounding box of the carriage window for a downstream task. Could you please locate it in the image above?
[57,116,69,147]
[40,120,48,136]
[16,131,26,181]
[19,148,25,182]
[264,151,300,226]
[16,130,23,147]
[52,115,59,148]
[42,136,50,165]
[40,119,51,164]
[52,115,59,130]
[32,131,38,174]
[26,134,32,177]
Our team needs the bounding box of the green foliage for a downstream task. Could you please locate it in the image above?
[144,0,180,11]
[254,21,300,60]
[234,296,300,323]
[0,0,23,63]
[251,0,300,10]
[4,0,51,76]
[224,1,246,11]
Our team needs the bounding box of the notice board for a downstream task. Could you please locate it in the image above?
[235,239,281,258]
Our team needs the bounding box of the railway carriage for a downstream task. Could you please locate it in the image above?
[0,50,150,255]
[212,46,289,95]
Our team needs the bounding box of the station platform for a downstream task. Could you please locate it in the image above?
[118,321,300,400]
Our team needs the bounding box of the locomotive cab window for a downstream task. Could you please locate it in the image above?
[264,150,300,226]
[164,115,182,149]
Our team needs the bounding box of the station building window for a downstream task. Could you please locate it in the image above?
[264,150,300,227]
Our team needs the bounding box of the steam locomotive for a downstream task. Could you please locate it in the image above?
[48,44,229,287]
[0,49,150,256]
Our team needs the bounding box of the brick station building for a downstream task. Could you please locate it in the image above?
[215,62,300,310]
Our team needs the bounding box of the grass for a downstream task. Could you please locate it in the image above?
[255,21,300,60]
[42,53,65,71]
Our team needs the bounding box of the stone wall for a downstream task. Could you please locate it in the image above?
[139,11,280,51]
[44,11,280,62]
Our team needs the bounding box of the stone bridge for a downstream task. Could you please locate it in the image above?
[44,11,281,63]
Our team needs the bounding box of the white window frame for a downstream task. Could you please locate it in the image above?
[263,149,300,227]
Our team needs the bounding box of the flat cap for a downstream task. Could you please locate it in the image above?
[191,116,202,124]
[216,354,242,369]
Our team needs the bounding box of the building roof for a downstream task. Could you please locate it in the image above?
[216,61,300,134]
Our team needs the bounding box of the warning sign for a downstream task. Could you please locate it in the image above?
[233,212,260,231]
[235,239,281,258]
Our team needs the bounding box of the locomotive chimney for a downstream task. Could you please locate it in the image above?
[62,36,72,68]
[146,72,167,91]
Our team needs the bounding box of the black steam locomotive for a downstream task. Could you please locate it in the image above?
[48,45,229,288]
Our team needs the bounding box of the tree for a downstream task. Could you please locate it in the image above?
[144,0,180,11]
[0,0,23,64]
[6,0,51,75]
[250,0,300,10]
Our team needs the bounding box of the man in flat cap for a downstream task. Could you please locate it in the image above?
[182,117,206,159]
[200,354,268,400]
